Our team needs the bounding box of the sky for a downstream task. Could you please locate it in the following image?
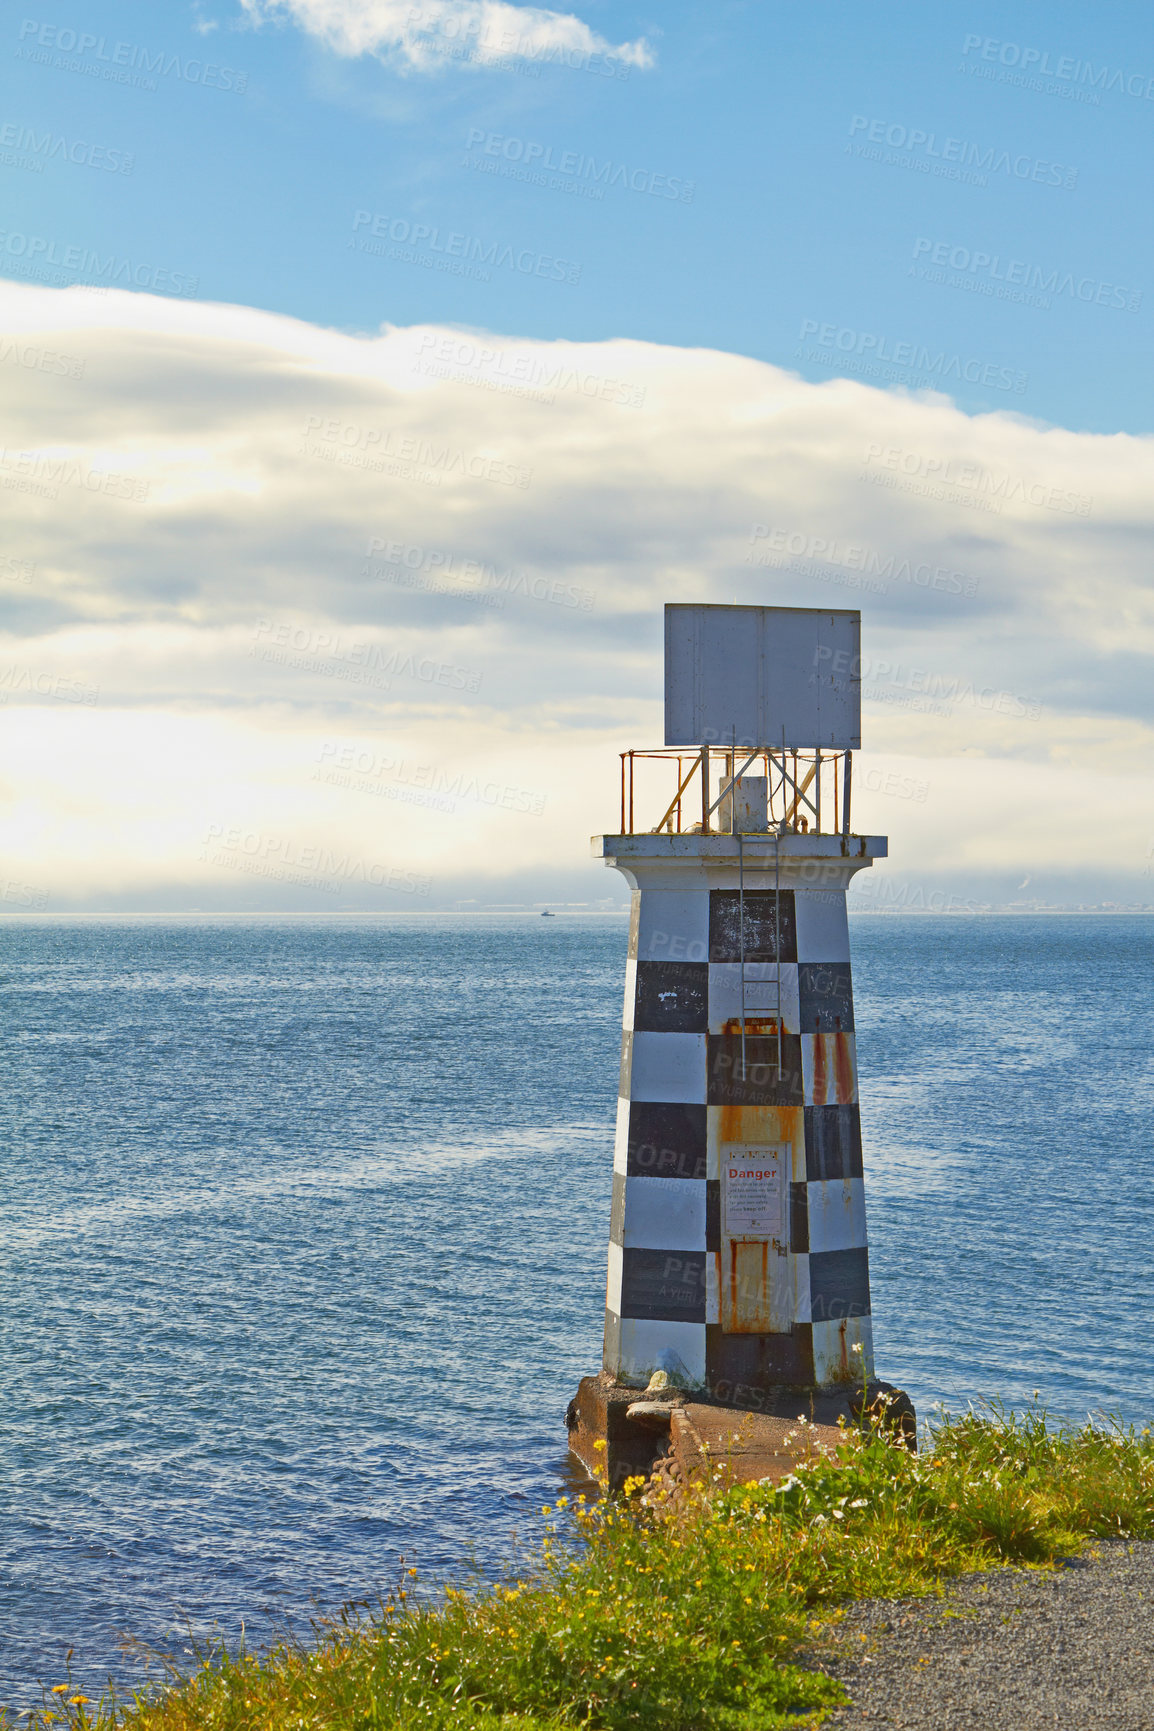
[1,0,1153,911]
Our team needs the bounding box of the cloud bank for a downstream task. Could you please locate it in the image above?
[238,0,654,72]
[1,280,1152,911]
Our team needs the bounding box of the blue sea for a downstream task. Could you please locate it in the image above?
[3,913,1153,1712]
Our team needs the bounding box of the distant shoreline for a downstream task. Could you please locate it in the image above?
[0,906,1151,919]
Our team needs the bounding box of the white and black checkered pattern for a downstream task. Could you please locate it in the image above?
[603,876,874,1396]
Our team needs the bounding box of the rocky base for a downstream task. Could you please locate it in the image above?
[566,1371,915,1497]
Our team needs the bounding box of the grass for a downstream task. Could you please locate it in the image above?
[25,1403,1154,1731]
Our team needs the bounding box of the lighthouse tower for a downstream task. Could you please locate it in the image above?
[597,604,884,1402]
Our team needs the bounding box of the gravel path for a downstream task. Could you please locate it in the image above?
[810,1541,1154,1729]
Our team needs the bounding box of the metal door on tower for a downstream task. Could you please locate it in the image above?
[720,1143,792,1333]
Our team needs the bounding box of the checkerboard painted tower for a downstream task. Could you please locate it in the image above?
[598,604,885,1400]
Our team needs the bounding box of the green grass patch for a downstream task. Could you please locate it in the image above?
[27,1405,1154,1731]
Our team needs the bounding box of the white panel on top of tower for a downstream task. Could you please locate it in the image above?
[664,605,861,750]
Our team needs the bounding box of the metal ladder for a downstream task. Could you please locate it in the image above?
[737,823,782,1082]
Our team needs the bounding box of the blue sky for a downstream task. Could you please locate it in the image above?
[1,1,1153,911]
[6,0,1153,431]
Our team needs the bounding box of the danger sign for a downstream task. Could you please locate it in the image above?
[723,1146,787,1238]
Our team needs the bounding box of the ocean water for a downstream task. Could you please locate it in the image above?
[2,913,1153,1711]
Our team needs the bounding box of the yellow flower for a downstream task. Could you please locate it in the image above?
[52,1688,70,1696]
[70,1697,91,1706]
[592,1439,607,1452]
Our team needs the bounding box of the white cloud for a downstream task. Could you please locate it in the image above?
[1,279,1153,910]
[238,0,654,71]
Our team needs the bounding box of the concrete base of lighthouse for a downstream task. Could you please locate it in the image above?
[566,1369,915,1495]
[568,830,914,1487]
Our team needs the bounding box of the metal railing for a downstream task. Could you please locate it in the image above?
[618,745,852,837]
